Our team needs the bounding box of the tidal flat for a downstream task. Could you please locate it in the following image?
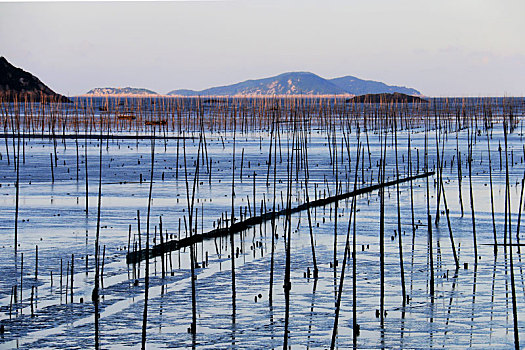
[0,97,524,348]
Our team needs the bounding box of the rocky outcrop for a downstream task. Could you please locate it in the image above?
[347,92,428,103]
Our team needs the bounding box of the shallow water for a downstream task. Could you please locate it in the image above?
[1,105,525,348]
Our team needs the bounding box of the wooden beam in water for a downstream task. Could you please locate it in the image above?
[126,171,435,264]
[0,133,193,140]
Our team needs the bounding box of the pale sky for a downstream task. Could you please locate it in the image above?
[1,0,523,96]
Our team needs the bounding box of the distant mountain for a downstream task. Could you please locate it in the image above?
[329,76,421,96]
[167,72,422,97]
[85,87,158,96]
[347,92,428,103]
[168,89,199,96]
[0,56,71,102]
[168,72,347,96]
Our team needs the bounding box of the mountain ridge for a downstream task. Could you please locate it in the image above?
[167,71,422,97]
[168,72,348,96]
[82,72,422,97]
[329,76,420,96]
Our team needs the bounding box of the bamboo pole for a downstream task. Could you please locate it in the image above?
[331,140,360,348]
[141,130,155,350]
[93,128,103,349]
[394,113,406,305]
[504,119,520,349]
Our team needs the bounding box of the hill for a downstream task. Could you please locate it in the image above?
[167,72,421,97]
[0,56,71,102]
[168,72,347,96]
[347,92,428,103]
[85,87,158,96]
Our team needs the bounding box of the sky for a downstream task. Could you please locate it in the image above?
[0,0,524,97]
